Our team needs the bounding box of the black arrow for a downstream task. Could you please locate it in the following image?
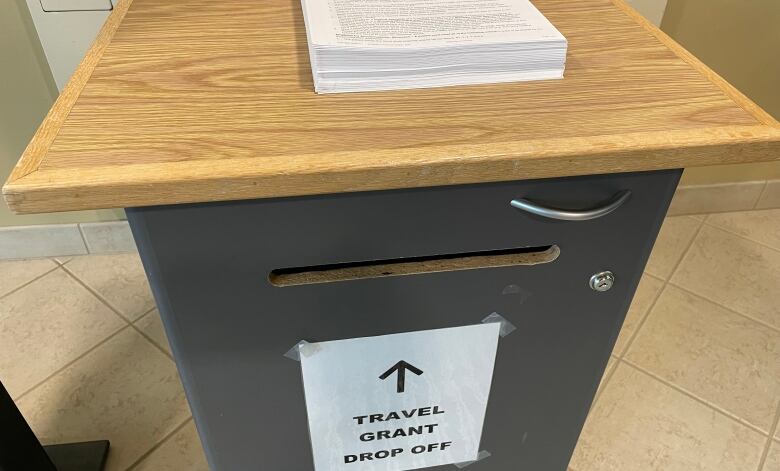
[379,361,423,393]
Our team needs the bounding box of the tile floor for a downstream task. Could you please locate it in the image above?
[1,210,779,471]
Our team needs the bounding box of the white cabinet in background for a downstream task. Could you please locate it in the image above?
[25,0,115,91]
[40,0,112,12]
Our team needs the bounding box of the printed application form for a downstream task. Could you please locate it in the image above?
[300,0,568,92]
[306,0,565,46]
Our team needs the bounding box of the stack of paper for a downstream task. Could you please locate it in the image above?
[300,0,567,94]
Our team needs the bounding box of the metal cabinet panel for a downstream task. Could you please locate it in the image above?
[127,169,681,471]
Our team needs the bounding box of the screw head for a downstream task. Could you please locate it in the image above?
[589,271,615,292]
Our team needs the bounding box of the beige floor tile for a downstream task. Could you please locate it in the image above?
[65,254,155,321]
[671,225,780,330]
[645,217,701,279]
[18,328,191,471]
[132,420,209,471]
[707,209,780,251]
[764,440,780,471]
[570,364,765,471]
[626,285,780,432]
[613,274,664,355]
[0,258,57,297]
[135,309,171,355]
[0,270,125,397]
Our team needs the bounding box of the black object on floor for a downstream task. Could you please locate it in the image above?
[44,441,110,471]
[0,380,109,471]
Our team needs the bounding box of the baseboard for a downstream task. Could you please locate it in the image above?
[667,180,779,216]
[1,180,779,260]
[0,220,136,260]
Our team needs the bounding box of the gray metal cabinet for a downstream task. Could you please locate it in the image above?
[127,169,680,470]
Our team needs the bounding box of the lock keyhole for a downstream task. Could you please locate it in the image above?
[589,271,615,292]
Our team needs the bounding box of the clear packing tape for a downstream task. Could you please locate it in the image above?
[284,312,516,362]
[282,312,517,468]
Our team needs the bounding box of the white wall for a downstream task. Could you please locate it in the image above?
[24,0,112,91]
[626,0,669,26]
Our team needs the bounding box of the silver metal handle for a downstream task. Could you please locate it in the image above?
[510,190,631,221]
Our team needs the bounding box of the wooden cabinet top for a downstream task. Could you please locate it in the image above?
[4,0,779,213]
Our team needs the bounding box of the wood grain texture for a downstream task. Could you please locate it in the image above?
[4,0,780,214]
[610,0,780,127]
[6,0,134,182]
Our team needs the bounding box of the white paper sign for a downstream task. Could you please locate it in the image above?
[299,323,501,471]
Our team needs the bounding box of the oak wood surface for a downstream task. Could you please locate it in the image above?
[4,0,779,213]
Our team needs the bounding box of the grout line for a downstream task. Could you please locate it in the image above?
[594,213,780,464]
[772,403,780,442]
[612,215,780,441]
[703,218,780,255]
[77,223,91,254]
[59,266,170,359]
[60,264,135,324]
[613,273,665,358]
[622,360,770,437]
[13,324,132,402]
[123,416,194,471]
[754,181,770,210]
[755,400,780,471]
[616,217,707,360]
[132,325,172,361]
[134,305,159,319]
[594,215,706,404]
[667,281,780,335]
[593,272,665,404]
[641,272,665,284]
[0,264,61,302]
[52,254,77,266]
[131,307,174,361]
[666,213,780,334]
[666,216,707,282]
